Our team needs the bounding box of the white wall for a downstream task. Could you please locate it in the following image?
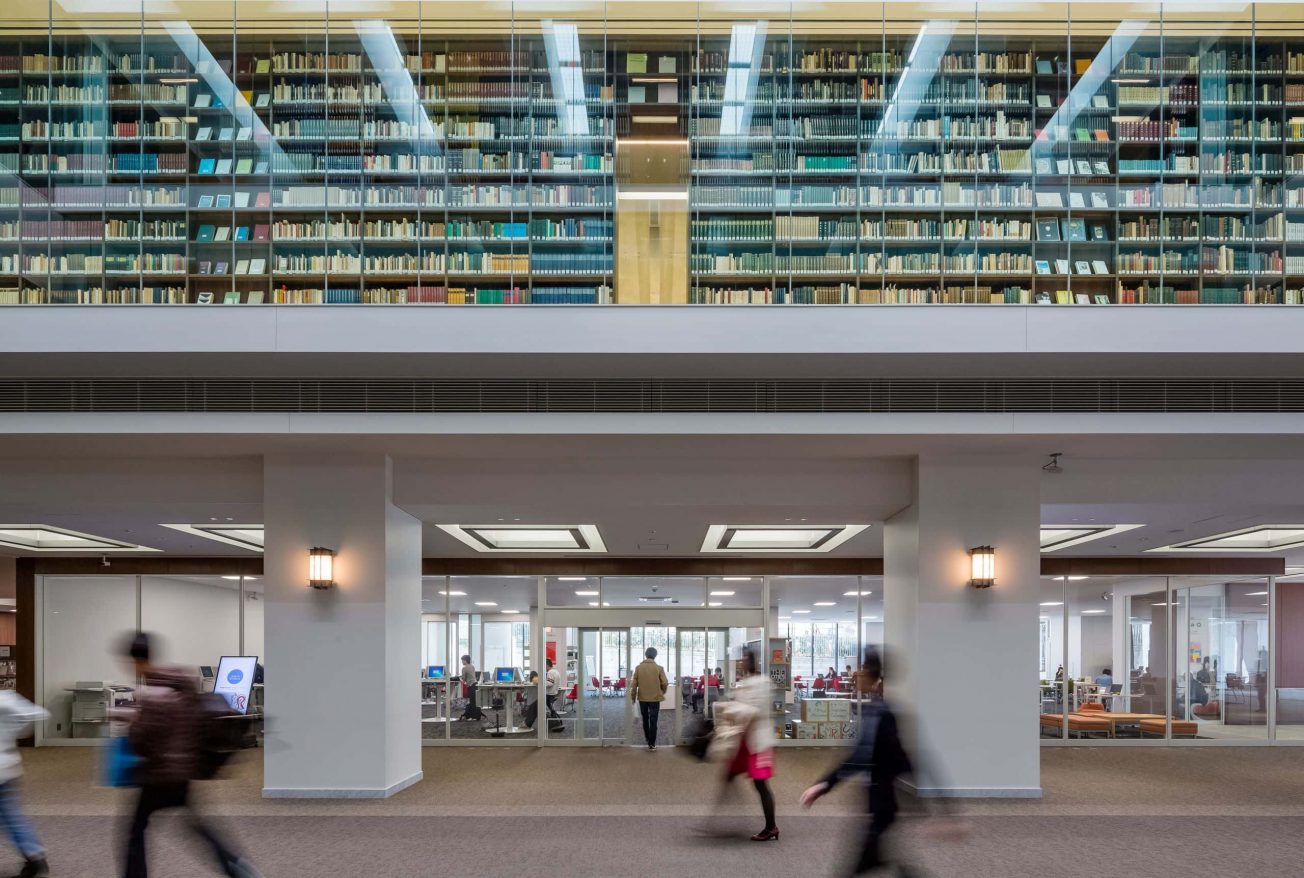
[1079,615,1113,679]
[244,588,264,661]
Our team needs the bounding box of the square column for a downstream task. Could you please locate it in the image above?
[262,454,422,798]
[884,455,1041,798]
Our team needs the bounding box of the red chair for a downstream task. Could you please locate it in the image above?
[590,676,602,698]
[613,677,626,697]
[563,684,578,713]
[601,676,613,696]
[794,676,806,699]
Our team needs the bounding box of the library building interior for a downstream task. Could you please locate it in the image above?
[1,0,1304,876]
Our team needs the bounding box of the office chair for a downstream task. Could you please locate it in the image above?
[487,693,507,738]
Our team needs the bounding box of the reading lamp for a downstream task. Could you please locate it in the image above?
[308,547,336,590]
[969,545,996,589]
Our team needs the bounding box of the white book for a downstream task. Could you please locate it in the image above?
[194,127,212,141]
[215,158,232,174]
[658,56,676,74]
[255,93,270,108]
[658,83,677,104]
[248,258,266,275]
[1090,192,1109,208]
[234,258,250,275]
[1069,192,1085,208]
[193,94,211,108]
[1092,260,1110,275]
[214,226,231,242]
[236,127,252,141]
[233,191,250,208]
[1035,191,1063,207]
[1055,159,1070,174]
[1055,258,1070,274]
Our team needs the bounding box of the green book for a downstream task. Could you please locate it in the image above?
[1073,127,1091,142]
[195,224,215,242]
[234,157,253,174]
[626,52,647,74]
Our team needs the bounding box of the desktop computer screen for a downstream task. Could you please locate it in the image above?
[427,665,445,680]
[494,667,515,683]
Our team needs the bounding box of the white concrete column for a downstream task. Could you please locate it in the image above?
[884,455,1041,798]
[262,454,422,798]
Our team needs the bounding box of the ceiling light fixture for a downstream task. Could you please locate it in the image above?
[575,590,600,596]
[161,523,263,552]
[0,525,159,553]
[475,601,498,607]
[438,590,467,597]
[1040,601,1064,607]
[1040,524,1144,553]
[1148,525,1304,553]
[721,577,754,582]
[558,577,587,582]
[710,591,735,596]
[1081,609,1108,615]
[700,524,869,554]
[792,609,811,614]
[843,590,873,596]
[437,524,607,554]
[813,601,836,607]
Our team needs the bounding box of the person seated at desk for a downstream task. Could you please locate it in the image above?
[523,671,541,728]
[691,668,720,713]
[1092,668,1114,711]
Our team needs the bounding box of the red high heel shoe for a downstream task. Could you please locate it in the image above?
[750,827,780,842]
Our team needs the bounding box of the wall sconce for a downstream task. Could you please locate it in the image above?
[308,547,336,590]
[969,545,995,588]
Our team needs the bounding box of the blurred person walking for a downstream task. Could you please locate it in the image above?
[711,648,778,842]
[119,633,261,878]
[800,647,936,877]
[0,690,50,877]
[629,647,668,750]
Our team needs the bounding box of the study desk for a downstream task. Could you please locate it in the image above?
[478,681,535,735]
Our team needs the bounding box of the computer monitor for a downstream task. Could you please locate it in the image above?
[214,656,258,715]
[494,667,515,683]
[427,665,445,680]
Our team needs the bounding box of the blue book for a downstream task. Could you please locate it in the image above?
[234,226,249,241]
[197,158,216,175]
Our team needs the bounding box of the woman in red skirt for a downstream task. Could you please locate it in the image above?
[716,648,779,842]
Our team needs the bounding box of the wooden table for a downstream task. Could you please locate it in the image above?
[1068,711,1164,737]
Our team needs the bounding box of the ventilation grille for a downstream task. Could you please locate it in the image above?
[1,378,1303,414]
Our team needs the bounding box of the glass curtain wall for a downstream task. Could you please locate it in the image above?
[38,574,260,741]
[4,2,1304,305]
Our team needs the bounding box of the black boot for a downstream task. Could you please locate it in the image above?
[17,857,49,878]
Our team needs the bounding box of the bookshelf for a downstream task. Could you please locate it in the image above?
[0,29,1301,304]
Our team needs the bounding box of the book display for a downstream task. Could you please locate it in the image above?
[0,17,1302,305]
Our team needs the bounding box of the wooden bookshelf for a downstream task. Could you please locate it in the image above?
[0,32,1301,304]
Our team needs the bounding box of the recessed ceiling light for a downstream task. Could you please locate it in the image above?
[710,591,735,596]
[588,601,599,606]
[1152,602,1169,607]
[700,524,869,554]
[778,616,791,621]
[721,577,754,582]
[843,590,873,596]
[0,525,159,553]
[502,609,521,614]
[813,601,836,606]
[221,575,243,581]
[475,601,498,607]
[161,523,263,552]
[1050,576,1089,581]
[1040,524,1143,553]
[708,602,723,607]
[437,524,607,554]
[575,590,600,596]
[792,609,811,614]
[1246,591,1268,596]
[1149,525,1304,553]
[1081,609,1107,615]
[1040,601,1064,607]
[438,590,467,596]
[864,615,879,621]
[558,577,587,582]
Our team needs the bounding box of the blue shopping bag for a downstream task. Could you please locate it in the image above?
[102,735,142,788]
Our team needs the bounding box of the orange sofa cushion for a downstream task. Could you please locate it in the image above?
[1078,702,1105,712]
[1139,718,1198,736]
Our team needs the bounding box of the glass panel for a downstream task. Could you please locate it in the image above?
[1121,578,1169,736]
[1274,577,1304,740]
[545,574,600,607]
[599,627,629,742]
[1170,576,1269,740]
[40,575,137,740]
[1061,575,1115,737]
[770,574,860,741]
[705,575,763,607]
[446,575,536,741]
[1038,576,1067,739]
[600,575,704,608]
[420,577,452,741]
[140,574,240,673]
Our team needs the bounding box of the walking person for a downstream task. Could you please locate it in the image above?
[628,647,668,750]
[801,647,956,877]
[0,690,50,877]
[712,648,779,842]
[544,659,565,733]
[119,633,260,878]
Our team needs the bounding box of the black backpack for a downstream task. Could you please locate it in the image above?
[194,692,255,780]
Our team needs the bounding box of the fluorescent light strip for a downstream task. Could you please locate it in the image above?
[1040,524,1144,552]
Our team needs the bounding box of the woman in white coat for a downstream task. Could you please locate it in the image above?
[713,648,778,842]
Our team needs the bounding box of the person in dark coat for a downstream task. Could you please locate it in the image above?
[120,632,260,878]
[800,647,947,877]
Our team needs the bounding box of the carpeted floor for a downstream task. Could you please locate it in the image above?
[8,747,1304,876]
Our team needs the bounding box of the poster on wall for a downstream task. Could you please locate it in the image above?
[768,637,791,691]
[214,655,258,715]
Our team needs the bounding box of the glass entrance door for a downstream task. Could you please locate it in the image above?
[677,628,731,744]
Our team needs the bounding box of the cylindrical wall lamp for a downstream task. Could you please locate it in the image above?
[969,545,996,588]
[309,547,336,590]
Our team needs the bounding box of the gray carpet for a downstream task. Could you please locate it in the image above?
[17,814,1304,877]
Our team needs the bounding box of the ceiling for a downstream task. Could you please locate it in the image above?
[2,434,1304,565]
